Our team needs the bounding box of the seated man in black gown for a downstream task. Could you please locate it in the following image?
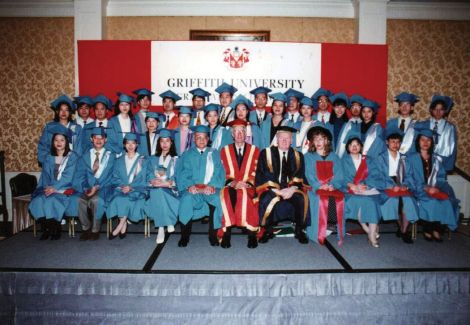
[255,126,309,244]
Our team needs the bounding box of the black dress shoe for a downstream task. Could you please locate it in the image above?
[395,229,402,238]
[295,230,308,244]
[401,232,413,244]
[119,233,126,239]
[108,232,117,240]
[178,236,189,247]
[80,230,91,241]
[209,234,219,246]
[221,235,231,249]
[39,231,50,240]
[247,235,258,248]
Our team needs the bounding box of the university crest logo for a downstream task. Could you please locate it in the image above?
[223,47,250,69]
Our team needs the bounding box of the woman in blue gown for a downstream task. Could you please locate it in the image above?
[204,104,233,151]
[230,95,261,148]
[407,127,459,241]
[29,125,78,240]
[145,129,180,244]
[360,99,386,158]
[107,93,137,155]
[341,132,385,248]
[304,126,345,245]
[293,97,324,154]
[37,95,82,165]
[107,133,149,239]
[260,92,288,149]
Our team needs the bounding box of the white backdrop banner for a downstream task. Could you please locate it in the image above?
[151,41,321,104]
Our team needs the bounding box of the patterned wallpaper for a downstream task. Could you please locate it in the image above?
[1,16,469,175]
[387,20,470,173]
[0,18,74,172]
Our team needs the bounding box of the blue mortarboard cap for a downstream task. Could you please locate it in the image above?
[329,92,350,108]
[191,125,210,134]
[189,88,211,99]
[344,131,362,144]
[158,128,174,139]
[48,123,72,141]
[250,86,272,96]
[230,94,253,110]
[90,127,108,137]
[132,88,154,97]
[215,82,237,95]
[431,94,454,112]
[117,92,135,105]
[284,88,304,100]
[50,95,76,111]
[145,112,162,121]
[394,92,420,104]
[269,92,287,103]
[311,88,333,101]
[93,94,113,110]
[361,99,380,112]
[385,126,404,139]
[123,132,141,143]
[74,96,94,107]
[204,103,220,113]
[178,106,193,115]
[414,123,434,139]
[300,96,314,108]
[350,94,365,106]
[159,90,182,102]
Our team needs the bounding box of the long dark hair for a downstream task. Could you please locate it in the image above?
[156,137,177,157]
[114,100,134,118]
[415,134,434,155]
[50,133,71,156]
[53,103,73,122]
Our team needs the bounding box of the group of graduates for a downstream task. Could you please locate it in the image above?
[29,83,460,248]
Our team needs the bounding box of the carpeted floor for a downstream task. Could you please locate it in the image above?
[1,221,469,273]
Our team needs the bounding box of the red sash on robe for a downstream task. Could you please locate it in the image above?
[348,156,368,194]
[428,191,449,200]
[385,188,412,197]
[315,160,345,245]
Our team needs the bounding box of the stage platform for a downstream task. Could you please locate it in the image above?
[1,221,470,324]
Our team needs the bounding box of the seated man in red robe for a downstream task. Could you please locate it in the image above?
[219,119,260,248]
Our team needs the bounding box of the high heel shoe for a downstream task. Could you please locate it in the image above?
[109,232,117,240]
[423,232,433,242]
[119,232,126,239]
[368,239,380,248]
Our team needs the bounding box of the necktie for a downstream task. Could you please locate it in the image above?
[92,152,100,175]
[196,112,201,126]
[237,147,243,168]
[220,108,226,123]
[165,115,170,128]
[99,121,103,127]
[281,151,288,185]
[321,114,325,124]
[258,113,262,126]
[433,121,439,144]
[185,132,192,150]
[399,119,405,132]
[290,114,294,122]
[200,150,204,155]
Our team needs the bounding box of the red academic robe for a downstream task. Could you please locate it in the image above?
[219,143,260,233]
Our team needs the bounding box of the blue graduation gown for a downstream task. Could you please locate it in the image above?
[29,152,78,221]
[107,116,138,155]
[361,123,386,158]
[176,147,226,227]
[106,154,149,222]
[259,115,288,149]
[174,127,194,157]
[304,152,344,243]
[145,156,180,227]
[209,125,233,151]
[341,154,385,224]
[37,121,83,165]
[65,149,116,219]
[407,153,459,229]
[376,151,419,222]
[421,119,457,172]
[137,132,159,157]
[248,110,269,127]
[386,118,417,155]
